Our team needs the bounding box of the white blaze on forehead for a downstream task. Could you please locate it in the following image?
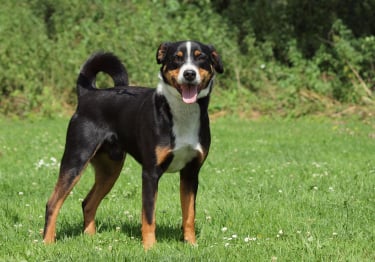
[177,41,200,85]
[186,41,192,63]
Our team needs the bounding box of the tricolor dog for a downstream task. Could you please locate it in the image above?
[43,41,223,249]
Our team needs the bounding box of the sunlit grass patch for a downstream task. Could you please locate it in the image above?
[0,117,374,261]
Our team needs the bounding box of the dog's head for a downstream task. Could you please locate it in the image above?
[156,41,223,104]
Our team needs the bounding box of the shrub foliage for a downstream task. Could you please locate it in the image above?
[0,0,374,117]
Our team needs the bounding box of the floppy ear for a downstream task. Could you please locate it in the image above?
[156,42,171,64]
[209,45,224,74]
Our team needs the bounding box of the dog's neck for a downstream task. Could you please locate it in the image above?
[157,77,201,143]
[157,78,200,117]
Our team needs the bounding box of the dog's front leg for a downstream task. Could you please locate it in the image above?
[141,168,161,250]
[180,160,200,245]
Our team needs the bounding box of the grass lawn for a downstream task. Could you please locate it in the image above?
[0,116,374,261]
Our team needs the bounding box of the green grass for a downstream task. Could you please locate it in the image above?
[0,117,374,261]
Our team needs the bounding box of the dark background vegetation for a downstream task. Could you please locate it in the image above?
[0,0,374,118]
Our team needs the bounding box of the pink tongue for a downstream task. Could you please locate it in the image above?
[181,85,198,104]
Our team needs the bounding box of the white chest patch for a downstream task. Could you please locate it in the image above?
[158,81,203,173]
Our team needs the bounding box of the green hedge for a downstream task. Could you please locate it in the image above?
[0,0,374,117]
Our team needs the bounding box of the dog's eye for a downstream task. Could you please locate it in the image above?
[197,53,207,62]
[173,51,184,63]
[173,55,184,63]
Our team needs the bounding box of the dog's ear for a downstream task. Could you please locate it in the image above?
[209,45,224,74]
[156,42,171,64]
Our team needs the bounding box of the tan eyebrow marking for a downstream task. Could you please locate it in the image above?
[176,51,183,57]
[194,50,201,57]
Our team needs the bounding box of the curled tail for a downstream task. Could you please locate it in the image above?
[76,52,129,97]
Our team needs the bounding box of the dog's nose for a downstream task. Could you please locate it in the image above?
[183,70,196,82]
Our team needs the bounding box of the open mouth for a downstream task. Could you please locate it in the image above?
[180,84,198,104]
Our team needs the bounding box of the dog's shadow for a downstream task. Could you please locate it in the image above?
[57,220,195,244]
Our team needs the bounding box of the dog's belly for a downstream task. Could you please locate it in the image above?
[166,143,202,173]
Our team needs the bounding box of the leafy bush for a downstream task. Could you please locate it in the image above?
[213,0,374,115]
[0,0,374,118]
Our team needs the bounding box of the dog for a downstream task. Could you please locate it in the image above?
[43,40,223,249]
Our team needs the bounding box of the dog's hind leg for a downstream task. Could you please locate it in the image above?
[43,119,102,244]
[82,153,125,235]
[43,150,95,243]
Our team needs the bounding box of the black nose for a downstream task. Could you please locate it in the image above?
[183,70,196,81]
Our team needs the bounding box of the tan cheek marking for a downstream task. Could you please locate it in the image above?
[163,69,180,88]
[198,68,211,79]
[198,68,213,89]
[155,146,172,166]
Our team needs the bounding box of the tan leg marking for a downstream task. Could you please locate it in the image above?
[141,192,157,250]
[43,174,82,243]
[180,183,196,244]
[83,154,124,235]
